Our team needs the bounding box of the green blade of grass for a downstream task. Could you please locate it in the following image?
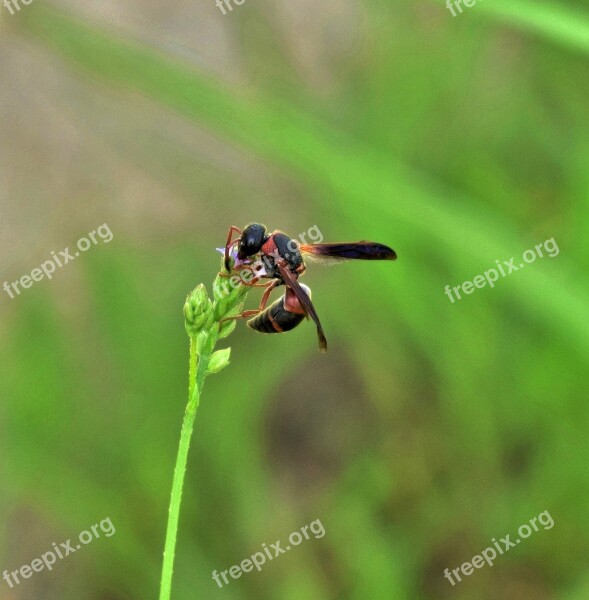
[477,0,589,55]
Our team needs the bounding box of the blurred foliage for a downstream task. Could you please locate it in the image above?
[1,1,589,599]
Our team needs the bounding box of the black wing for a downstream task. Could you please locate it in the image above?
[300,242,396,264]
[276,262,328,352]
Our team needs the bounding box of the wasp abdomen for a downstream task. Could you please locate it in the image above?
[247,295,305,334]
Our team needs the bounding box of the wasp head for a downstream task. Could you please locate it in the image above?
[238,223,268,260]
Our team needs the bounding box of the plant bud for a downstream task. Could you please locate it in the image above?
[207,348,231,374]
[184,284,212,336]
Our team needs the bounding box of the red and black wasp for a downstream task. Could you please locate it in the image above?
[222,223,397,352]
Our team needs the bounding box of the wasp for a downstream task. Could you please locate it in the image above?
[222,223,397,352]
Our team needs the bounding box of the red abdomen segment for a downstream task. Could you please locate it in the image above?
[247,286,307,334]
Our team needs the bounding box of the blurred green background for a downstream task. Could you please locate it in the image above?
[1,1,589,598]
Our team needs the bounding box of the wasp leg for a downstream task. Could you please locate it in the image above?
[234,264,262,287]
[224,225,243,272]
[219,280,279,323]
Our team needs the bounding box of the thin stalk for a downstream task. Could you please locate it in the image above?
[159,272,246,599]
[159,335,211,600]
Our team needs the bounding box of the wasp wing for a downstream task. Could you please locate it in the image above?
[276,262,328,352]
[300,242,396,264]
